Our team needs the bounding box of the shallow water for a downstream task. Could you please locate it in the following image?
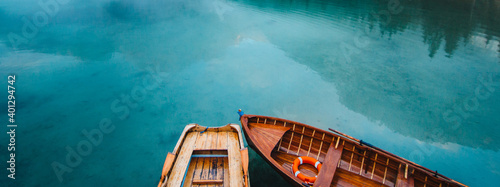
[0,0,499,186]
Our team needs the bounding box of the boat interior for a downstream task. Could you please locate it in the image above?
[246,116,461,187]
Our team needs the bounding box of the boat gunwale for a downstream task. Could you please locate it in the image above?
[173,123,245,154]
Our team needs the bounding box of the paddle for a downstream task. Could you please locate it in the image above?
[240,148,249,187]
[158,152,176,187]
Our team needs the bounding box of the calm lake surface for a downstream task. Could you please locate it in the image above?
[1,0,499,186]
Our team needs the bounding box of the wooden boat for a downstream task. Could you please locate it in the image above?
[240,114,467,187]
[158,124,250,187]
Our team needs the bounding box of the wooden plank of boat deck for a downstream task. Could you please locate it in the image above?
[227,132,243,187]
[216,131,228,149]
[206,157,220,187]
[204,132,217,150]
[223,157,229,187]
[192,156,206,187]
[167,132,198,187]
[195,131,209,150]
[200,157,211,187]
[216,157,224,187]
[248,123,290,155]
[183,157,198,187]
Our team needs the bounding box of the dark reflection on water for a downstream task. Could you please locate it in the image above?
[240,0,500,58]
[420,0,500,57]
[3,0,496,60]
[234,0,500,151]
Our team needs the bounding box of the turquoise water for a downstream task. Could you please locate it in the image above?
[0,0,499,186]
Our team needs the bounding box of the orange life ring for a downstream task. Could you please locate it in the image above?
[292,156,322,185]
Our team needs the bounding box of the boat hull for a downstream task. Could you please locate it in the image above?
[240,114,467,187]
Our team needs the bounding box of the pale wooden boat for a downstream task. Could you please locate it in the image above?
[240,114,467,187]
[158,124,250,187]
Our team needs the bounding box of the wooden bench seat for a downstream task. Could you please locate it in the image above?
[314,140,344,187]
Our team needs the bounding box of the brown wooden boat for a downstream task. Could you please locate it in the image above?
[158,124,250,187]
[240,114,467,187]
